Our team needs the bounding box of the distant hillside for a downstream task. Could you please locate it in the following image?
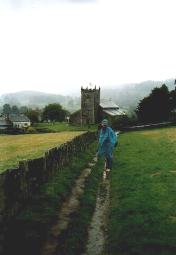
[0,91,81,113]
[0,78,175,114]
[101,78,176,111]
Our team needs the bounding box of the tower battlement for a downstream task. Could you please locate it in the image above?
[81,86,100,92]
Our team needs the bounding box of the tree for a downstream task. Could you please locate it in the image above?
[169,88,176,111]
[3,104,11,115]
[19,106,28,114]
[136,84,170,123]
[26,109,40,124]
[42,103,67,122]
[112,115,134,129]
[11,105,19,114]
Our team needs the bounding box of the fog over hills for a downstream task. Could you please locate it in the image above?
[0,90,81,113]
[101,78,176,111]
[0,79,175,113]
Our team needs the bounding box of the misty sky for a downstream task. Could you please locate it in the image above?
[0,0,176,95]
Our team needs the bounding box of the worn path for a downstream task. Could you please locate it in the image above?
[83,170,110,255]
[41,156,97,255]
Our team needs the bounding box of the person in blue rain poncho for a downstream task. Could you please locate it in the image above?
[97,119,118,171]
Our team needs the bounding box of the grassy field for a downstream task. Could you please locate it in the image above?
[3,126,176,254]
[0,132,84,173]
[108,127,176,255]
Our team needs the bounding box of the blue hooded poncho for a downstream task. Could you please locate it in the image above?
[97,126,117,158]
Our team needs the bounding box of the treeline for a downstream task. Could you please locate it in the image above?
[1,103,69,124]
[112,84,176,129]
[136,84,176,123]
[0,90,81,113]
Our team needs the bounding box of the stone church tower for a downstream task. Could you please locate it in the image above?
[81,86,100,125]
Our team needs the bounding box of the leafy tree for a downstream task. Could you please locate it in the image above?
[169,88,176,111]
[3,104,11,115]
[42,103,67,122]
[26,109,40,124]
[112,114,138,129]
[136,84,170,123]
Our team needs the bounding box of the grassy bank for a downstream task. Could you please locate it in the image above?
[0,131,84,172]
[108,127,176,255]
[5,141,98,255]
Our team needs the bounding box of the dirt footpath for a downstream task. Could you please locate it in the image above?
[83,172,110,255]
[41,156,110,255]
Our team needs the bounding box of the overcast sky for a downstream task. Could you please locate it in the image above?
[0,0,176,95]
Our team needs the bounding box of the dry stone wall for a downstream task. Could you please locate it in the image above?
[0,131,96,254]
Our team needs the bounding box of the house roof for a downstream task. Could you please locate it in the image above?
[103,109,126,116]
[9,114,30,122]
[0,117,12,126]
[99,100,119,109]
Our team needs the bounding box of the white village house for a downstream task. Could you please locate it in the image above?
[9,114,31,128]
[0,114,31,130]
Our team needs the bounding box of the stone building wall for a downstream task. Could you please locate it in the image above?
[0,131,96,254]
[81,87,100,125]
[69,110,81,125]
[94,87,101,122]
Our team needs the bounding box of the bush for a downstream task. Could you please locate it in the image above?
[26,126,38,134]
[112,115,138,130]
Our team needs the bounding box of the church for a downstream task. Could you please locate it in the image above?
[70,85,126,125]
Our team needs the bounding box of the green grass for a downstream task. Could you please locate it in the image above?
[0,131,84,172]
[108,127,176,255]
[5,141,99,255]
[5,126,176,255]
[34,122,97,132]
